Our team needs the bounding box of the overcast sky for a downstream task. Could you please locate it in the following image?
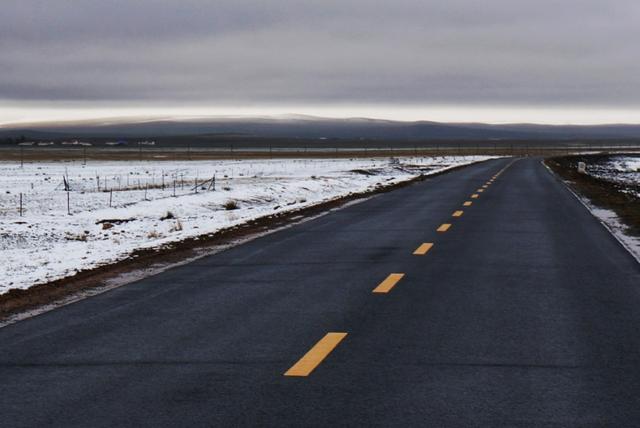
[1,0,640,124]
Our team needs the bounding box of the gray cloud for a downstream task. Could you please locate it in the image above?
[1,0,639,107]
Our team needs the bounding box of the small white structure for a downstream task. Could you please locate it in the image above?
[578,162,587,174]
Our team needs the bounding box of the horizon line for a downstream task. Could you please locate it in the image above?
[3,104,640,127]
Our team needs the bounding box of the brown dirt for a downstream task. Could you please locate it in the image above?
[545,154,640,237]
[0,161,478,321]
[0,146,601,162]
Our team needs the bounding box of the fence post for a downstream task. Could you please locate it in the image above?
[109,189,113,207]
[67,191,71,215]
[19,192,23,216]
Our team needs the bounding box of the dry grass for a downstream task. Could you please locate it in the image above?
[160,211,175,220]
[169,219,183,232]
[223,200,239,210]
[65,231,88,241]
[147,230,161,239]
[0,145,570,162]
[546,154,640,237]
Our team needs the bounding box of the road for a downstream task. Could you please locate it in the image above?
[1,157,640,427]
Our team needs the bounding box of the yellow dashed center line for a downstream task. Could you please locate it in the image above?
[284,161,520,379]
[437,223,451,232]
[373,273,405,293]
[413,242,434,255]
[284,332,348,377]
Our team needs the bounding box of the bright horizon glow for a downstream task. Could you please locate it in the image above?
[2,103,640,127]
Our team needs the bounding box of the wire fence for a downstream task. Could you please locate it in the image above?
[4,142,640,164]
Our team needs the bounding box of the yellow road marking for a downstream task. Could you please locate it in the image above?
[284,333,347,377]
[373,273,405,293]
[471,194,479,199]
[452,210,464,217]
[482,185,489,188]
[413,242,434,255]
[463,201,472,207]
[437,223,451,232]
[477,189,484,193]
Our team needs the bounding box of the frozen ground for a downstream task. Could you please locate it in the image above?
[588,206,640,263]
[577,154,640,261]
[0,156,495,294]
[587,154,640,197]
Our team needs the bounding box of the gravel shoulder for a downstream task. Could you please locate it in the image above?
[545,153,640,261]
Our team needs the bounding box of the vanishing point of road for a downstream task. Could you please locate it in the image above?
[2,157,640,427]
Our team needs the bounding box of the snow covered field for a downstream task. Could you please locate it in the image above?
[587,155,640,197]
[576,154,640,261]
[0,156,494,294]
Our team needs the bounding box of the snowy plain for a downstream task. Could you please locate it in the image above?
[0,156,495,294]
[587,154,640,197]
[580,155,640,261]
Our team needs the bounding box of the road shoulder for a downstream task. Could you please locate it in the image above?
[544,155,640,264]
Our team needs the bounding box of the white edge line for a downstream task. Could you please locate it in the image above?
[541,160,640,265]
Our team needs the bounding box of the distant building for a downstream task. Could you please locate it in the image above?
[105,140,128,146]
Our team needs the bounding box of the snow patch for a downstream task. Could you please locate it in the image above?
[587,206,640,263]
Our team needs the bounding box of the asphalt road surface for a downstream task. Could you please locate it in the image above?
[2,157,640,427]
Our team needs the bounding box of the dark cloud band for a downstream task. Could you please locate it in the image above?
[1,0,639,108]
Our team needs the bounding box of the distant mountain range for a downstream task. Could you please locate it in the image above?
[2,115,640,142]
